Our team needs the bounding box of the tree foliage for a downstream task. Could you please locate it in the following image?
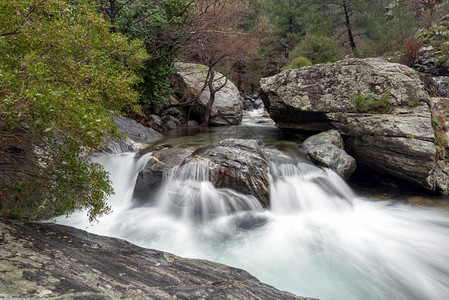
[0,0,148,221]
[99,0,194,107]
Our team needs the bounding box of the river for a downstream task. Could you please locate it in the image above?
[56,109,449,300]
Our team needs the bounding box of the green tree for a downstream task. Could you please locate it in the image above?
[287,34,344,65]
[0,0,148,221]
[99,0,194,107]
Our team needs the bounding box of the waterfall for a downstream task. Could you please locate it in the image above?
[270,163,355,214]
[153,161,263,223]
[56,148,449,300]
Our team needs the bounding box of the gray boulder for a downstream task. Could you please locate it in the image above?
[103,116,163,154]
[134,139,270,207]
[173,62,243,125]
[260,58,440,192]
[0,220,310,300]
[430,76,449,97]
[133,147,196,201]
[302,130,356,180]
[196,139,270,207]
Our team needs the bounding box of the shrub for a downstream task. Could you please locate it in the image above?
[349,92,391,113]
[282,56,312,70]
[400,40,422,67]
[288,35,344,65]
[0,0,148,221]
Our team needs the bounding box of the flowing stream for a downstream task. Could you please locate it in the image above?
[57,109,449,300]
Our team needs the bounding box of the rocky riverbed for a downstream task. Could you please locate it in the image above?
[0,219,311,299]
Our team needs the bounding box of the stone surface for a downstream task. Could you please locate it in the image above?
[103,116,163,154]
[0,219,310,300]
[414,16,449,76]
[133,147,196,201]
[173,62,243,126]
[260,58,439,192]
[302,130,356,180]
[430,76,449,97]
[196,139,270,207]
[434,161,449,195]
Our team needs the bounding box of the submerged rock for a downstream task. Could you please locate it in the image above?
[173,62,243,126]
[302,130,356,180]
[260,58,440,192]
[0,220,310,299]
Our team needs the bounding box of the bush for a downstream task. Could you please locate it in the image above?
[288,35,344,65]
[282,56,312,70]
[0,0,148,221]
[349,92,391,113]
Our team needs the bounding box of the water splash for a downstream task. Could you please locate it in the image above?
[270,163,355,214]
[154,161,263,223]
[56,150,449,300]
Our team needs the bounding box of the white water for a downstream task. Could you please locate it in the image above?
[57,152,449,300]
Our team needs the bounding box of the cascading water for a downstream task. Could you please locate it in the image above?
[56,113,449,300]
[153,161,263,222]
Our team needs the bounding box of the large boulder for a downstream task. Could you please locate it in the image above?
[133,147,196,201]
[302,130,356,180]
[260,58,442,192]
[102,116,163,154]
[173,62,243,126]
[196,139,270,207]
[0,220,309,300]
[134,139,271,207]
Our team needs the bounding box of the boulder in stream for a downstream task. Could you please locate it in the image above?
[260,58,444,192]
[196,138,271,207]
[0,219,311,300]
[302,130,356,180]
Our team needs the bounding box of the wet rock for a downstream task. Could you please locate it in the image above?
[133,147,196,201]
[0,220,311,300]
[302,130,356,180]
[103,116,163,154]
[173,63,243,125]
[194,139,270,207]
[434,161,449,195]
[260,58,439,192]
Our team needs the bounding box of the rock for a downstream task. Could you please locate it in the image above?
[430,77,449,97]
[103,116,163,154]
[302,130,344,149]
[414,46,448,76]
[192,139,270,207]
[188,120,199,127]
[0,220,310,300]
[260,58,438,192]
[414,16,449,76]
[173,62,243,125]
[302,130,356,180]
[434,161,449,195]
[254,99,263,109]
[133,147,196,201]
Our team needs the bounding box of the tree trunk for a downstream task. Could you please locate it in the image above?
[343,0,356,51]
[200,70,216,127]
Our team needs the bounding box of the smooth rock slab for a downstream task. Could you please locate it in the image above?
[0,220,312,300]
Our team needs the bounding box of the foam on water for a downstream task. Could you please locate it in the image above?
[56,151,449,300]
